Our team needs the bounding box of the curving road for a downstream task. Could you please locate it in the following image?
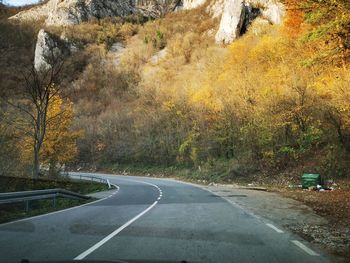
[0,173,334,263]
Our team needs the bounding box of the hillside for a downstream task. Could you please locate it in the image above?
[0,1,350,260]
[0,0,349,185]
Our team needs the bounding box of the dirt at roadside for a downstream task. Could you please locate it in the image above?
[280,190,350,227]
[205,184,350,263]
[281,189,350,261]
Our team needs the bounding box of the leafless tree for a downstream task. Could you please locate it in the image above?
[1,43,66,177]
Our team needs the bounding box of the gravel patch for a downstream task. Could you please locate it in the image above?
[205,183,349,263]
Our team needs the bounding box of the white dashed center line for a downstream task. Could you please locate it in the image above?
[291,240,319,256]
[266,223,284,233]
[75,179,162,260]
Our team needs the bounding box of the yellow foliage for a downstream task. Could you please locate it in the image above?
[18,94,81,167]
[69,0,350,168]
[41,95,81,165]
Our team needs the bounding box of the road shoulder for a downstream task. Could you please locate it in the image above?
[203,183,349,263]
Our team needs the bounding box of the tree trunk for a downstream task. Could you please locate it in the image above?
[49,159,57,178]
[33,145,40,178]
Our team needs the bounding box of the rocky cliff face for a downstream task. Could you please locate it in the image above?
[207,0,224,18]
[12,0,284,46]
[46,0,135,26]
[9,2,50,21]
[136,0,181,18]
[27,0,284,70]
[10,0,181,25]
[11,0,135,25]
[215,0,284,44]
[215,0,245,44]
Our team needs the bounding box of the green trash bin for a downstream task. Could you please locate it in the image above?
[302,174,321,189]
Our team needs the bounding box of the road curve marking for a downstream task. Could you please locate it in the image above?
[291,240,319,256]
[74,200,158,260]
[120,178,163,201]
[266,223,284,233]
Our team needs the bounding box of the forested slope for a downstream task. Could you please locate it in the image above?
[0,0,349,184]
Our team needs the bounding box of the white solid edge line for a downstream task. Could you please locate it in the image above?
[120,178,163,199]
[74,200,158,260]
[266,223,284,233]
[0,187,120,227]
[291,240,319,256]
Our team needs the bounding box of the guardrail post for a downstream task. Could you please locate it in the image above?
[25,200,29,213]
[53,195,57,209]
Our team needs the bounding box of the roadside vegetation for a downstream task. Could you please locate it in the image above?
[0,175,108,193]
[0,2,349,182]
[74,0,350,187]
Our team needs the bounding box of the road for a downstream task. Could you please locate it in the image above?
[0,173,334,263]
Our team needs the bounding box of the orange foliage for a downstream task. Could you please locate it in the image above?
[282,0,304,37]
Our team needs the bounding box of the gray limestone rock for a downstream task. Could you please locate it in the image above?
[34,29,70,71]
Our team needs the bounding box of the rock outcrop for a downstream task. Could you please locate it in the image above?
[10,0,182,25]
[207,0,225,18]
[9,2,50,21]
[215,0,246,44]
[34,29,70,71]
[10,0,133,25]
[182,0,207,9]
[247,0,284,24]
[45,0,134,26]
[136,0,182,18]
[215,0,284,44]
[260,2,283,24]
[23,0,284,63]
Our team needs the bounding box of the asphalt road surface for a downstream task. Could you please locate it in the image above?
[0,173,334,263]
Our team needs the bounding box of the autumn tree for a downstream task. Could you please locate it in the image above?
[301,0,350,68]
[1,44,67,177]
[39,95,80,177]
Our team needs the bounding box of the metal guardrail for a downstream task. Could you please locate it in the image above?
[0,174,113,213]
[0,188,89,212]
[69,173,112,189]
